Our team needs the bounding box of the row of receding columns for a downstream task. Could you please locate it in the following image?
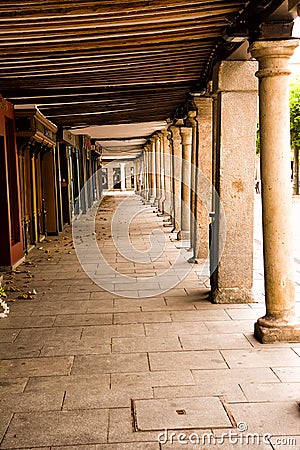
[136,38,300,343]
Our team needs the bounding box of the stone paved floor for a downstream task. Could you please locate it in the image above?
[0,193,299,450]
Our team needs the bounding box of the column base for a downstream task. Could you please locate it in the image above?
[254,316,300,343]
[177,230,190,241]
[210,287,255,304]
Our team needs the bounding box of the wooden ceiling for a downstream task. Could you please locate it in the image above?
[0,1,290,135]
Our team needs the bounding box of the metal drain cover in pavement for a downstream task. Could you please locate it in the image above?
[133,397,233,431]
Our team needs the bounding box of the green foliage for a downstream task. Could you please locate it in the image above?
[0,286,6,298]
[290,75,300,151]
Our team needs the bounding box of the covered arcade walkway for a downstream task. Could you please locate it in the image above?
[0,192,299,448]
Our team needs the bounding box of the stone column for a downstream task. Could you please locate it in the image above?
[185,110,198,257]
[120,162,126,191]
[211,60,258,304]
[154,134,161,208]
[177,126,192,243]
[149,139,156,204]
[144,147,151,202]
[193,96,213,260]
[161,130,172,218]
[157,132,166,213]
[250,39,300,343]
[169,124,182,232]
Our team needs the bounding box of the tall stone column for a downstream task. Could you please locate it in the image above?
[144,146,151,202]
[177,126,192,243]
[150,138,156,204]
[211,60,258,304]
[161,130,172,218]
[193,96,213,260]
[154,134,162,209]
[120,162,126,191]
[250,39,300,343]
[169,124,182,232]
[157,132,166,213]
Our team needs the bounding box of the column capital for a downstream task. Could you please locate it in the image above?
[179,126,192,146]
[192,96,213,120]
[250,39,299,78]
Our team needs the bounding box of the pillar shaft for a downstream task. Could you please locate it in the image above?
[169,125,182,232]
[211,60,258,303]
[250,39,300,343]
[150,139,156,204]
[160,130,172,217]
[178,126,192,242]
[154,135,161,207]
[193,97,213,260]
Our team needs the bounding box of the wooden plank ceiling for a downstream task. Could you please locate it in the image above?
[0,0,287,155]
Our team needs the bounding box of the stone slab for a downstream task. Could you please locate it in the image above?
[0,329,19,343]
[133,397,232,431]
[25,374,110,393]
[271,367,300,382]
[0,409,108,448]
[240,382,300,402]
[0,316,56,329]
[180,333,252,350]
[225,402,300,437]
[40,340,111,356]
[112,336,181,353]
[191,367,280,385]
[0,378,28,394]
[0,391,64,412]
[0,342,42,359]
[63,385,153,409]
[149,351,227,371]
[54,313,113,327]
[170,310,230,321]
[111,370,195,389]
[71,353,149,374]
[114,311,172,324]
[81,324,145,341]
[144,322,209,336]
[0,356,74,378]
[153,384,246,403]
[220,348,300,368]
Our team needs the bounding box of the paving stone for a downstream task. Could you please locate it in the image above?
[0,409,108,448]
[86,300,140,313]
[42,292,91,301]
[153,383,246,403]
[0,342,42,359]
[144,322,209,336]
[134,397,232,431]
[159,438,272,449]
[180,333,252,350]
[51,444,159,450]
[112,336,181,353]
[111,370,195,389]
[170,310,230,322]
[220,348,300,368]
[25,374,110,393]
[54,313,113,327]
[108,407,165,443]
[191,367,280,385]
[0,391,64,412]
[114,312,172,324]
[0,356,74,378]
[0,316,56,329]
[225,308,265,320]
[40,340,111,356]
[271,367,300,382]
[81,324,145,339]
[0,412,13,443]
[63,385,153,409]
[30,301,89,315]
[240,382,300,402]
[0,378,28,394]
[15,327,82,345]
[204,320,254,334]
[149,351,227,371]
[71,353,149,374]
[223,402,300,437]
